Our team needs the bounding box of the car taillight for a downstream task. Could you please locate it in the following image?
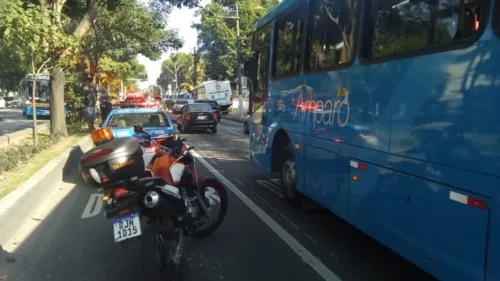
[82,148,113,163]
[230,96,233,102]
[213,113,217,120]
[186,113,191,120]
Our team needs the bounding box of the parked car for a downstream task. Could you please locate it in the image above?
[172,99,189,114]
[177,103,217,134]
[165,99,175,110]
[195,99,221,122]
[101,108,176,139]
[4,96,20,107]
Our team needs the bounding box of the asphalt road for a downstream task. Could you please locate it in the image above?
[0,118,438,281]
[0,108,49,135]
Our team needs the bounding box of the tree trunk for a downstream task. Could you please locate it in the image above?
[32,77,38,146]
[50,67,68,137]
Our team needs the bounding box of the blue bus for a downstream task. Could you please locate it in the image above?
[18,74,68,118]
[244,0,500,280]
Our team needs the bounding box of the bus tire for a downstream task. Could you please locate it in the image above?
[280,146,302,209]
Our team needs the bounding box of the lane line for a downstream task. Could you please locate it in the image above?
[192,150,342,281]
[251,190,299,231]
[256,180,284,198]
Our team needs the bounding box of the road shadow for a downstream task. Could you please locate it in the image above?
[62,144,85,184]
[186,131,438,281]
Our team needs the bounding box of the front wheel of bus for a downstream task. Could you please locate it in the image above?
[280,150,302,209]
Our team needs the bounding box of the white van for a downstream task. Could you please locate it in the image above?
[193,80,232,113]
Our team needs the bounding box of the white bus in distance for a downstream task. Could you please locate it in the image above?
[193,80,232,113]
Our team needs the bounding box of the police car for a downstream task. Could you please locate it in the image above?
[101,108,176,140]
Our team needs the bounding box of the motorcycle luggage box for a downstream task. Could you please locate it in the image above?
[80,137,146,184]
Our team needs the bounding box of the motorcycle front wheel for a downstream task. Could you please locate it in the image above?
[191,179,229,238]
[140,223,183,281]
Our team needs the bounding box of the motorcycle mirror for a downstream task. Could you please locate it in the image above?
[186,145,195,151]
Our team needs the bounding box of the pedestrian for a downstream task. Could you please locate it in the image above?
[84,83,97,132]
[99,95,113,124]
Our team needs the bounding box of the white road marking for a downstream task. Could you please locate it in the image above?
[236,179,243,186]
[256,180,284,198]
[226,129,243,135]
[251,190,299,231]
[191,150,342,281]
[81,193,104,219]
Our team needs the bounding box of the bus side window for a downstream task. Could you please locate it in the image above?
[361,0,487,61]
[251,23,272,114]
[305,0,359,72]
[273,4,305,78]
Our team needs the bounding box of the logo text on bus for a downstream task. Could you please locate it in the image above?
[293,85,350,129]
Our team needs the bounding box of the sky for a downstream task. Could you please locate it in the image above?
[137,2,209,89]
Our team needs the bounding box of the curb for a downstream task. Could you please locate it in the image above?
[0,136,92,216]
[0,123,50,150]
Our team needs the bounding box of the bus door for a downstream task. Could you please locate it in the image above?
[249,23,272,167]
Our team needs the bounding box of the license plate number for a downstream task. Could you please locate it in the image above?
[198,116,207,120]
[113,213,142,242]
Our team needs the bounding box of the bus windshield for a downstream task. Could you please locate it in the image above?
[26,80,50,102]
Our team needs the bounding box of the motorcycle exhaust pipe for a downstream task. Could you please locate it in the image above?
[143,189,186,219]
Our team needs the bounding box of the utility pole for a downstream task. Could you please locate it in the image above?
[193,47,198,86]
[235,2,244,119]
[198,3,244,118]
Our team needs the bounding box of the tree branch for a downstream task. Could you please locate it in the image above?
[324,4,350,50]
[163,64,176,77]
[36,56,53,74]
[73,0,104,39]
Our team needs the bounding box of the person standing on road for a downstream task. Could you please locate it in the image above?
[84,84,97,132]
[99,95,113,124]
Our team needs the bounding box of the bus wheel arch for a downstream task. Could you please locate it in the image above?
[271,129,302,209]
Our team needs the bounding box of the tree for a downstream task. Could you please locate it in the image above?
[180,58,206,90]
[0,0,77,145]
[38,0,183,137]
[194,0,278,80]
[157,52,194,93]
[0,41,26,94]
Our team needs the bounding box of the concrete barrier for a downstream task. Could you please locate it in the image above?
[0,123,50,150]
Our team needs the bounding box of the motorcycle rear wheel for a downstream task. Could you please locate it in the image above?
[140,224,182,281]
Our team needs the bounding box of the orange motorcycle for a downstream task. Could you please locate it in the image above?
[80,126,228,281]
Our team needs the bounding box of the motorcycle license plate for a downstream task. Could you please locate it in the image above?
[112,213,142,242]
[197,116,207,120]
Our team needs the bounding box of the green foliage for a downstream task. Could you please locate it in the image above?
[0,0,78,75]
[0,134,58,172]
[157,52,195,92]
[64,71,88,128]
[194,0,279,80]
[83,0,182,65]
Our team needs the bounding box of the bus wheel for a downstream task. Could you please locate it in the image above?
[280,148,302,209]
